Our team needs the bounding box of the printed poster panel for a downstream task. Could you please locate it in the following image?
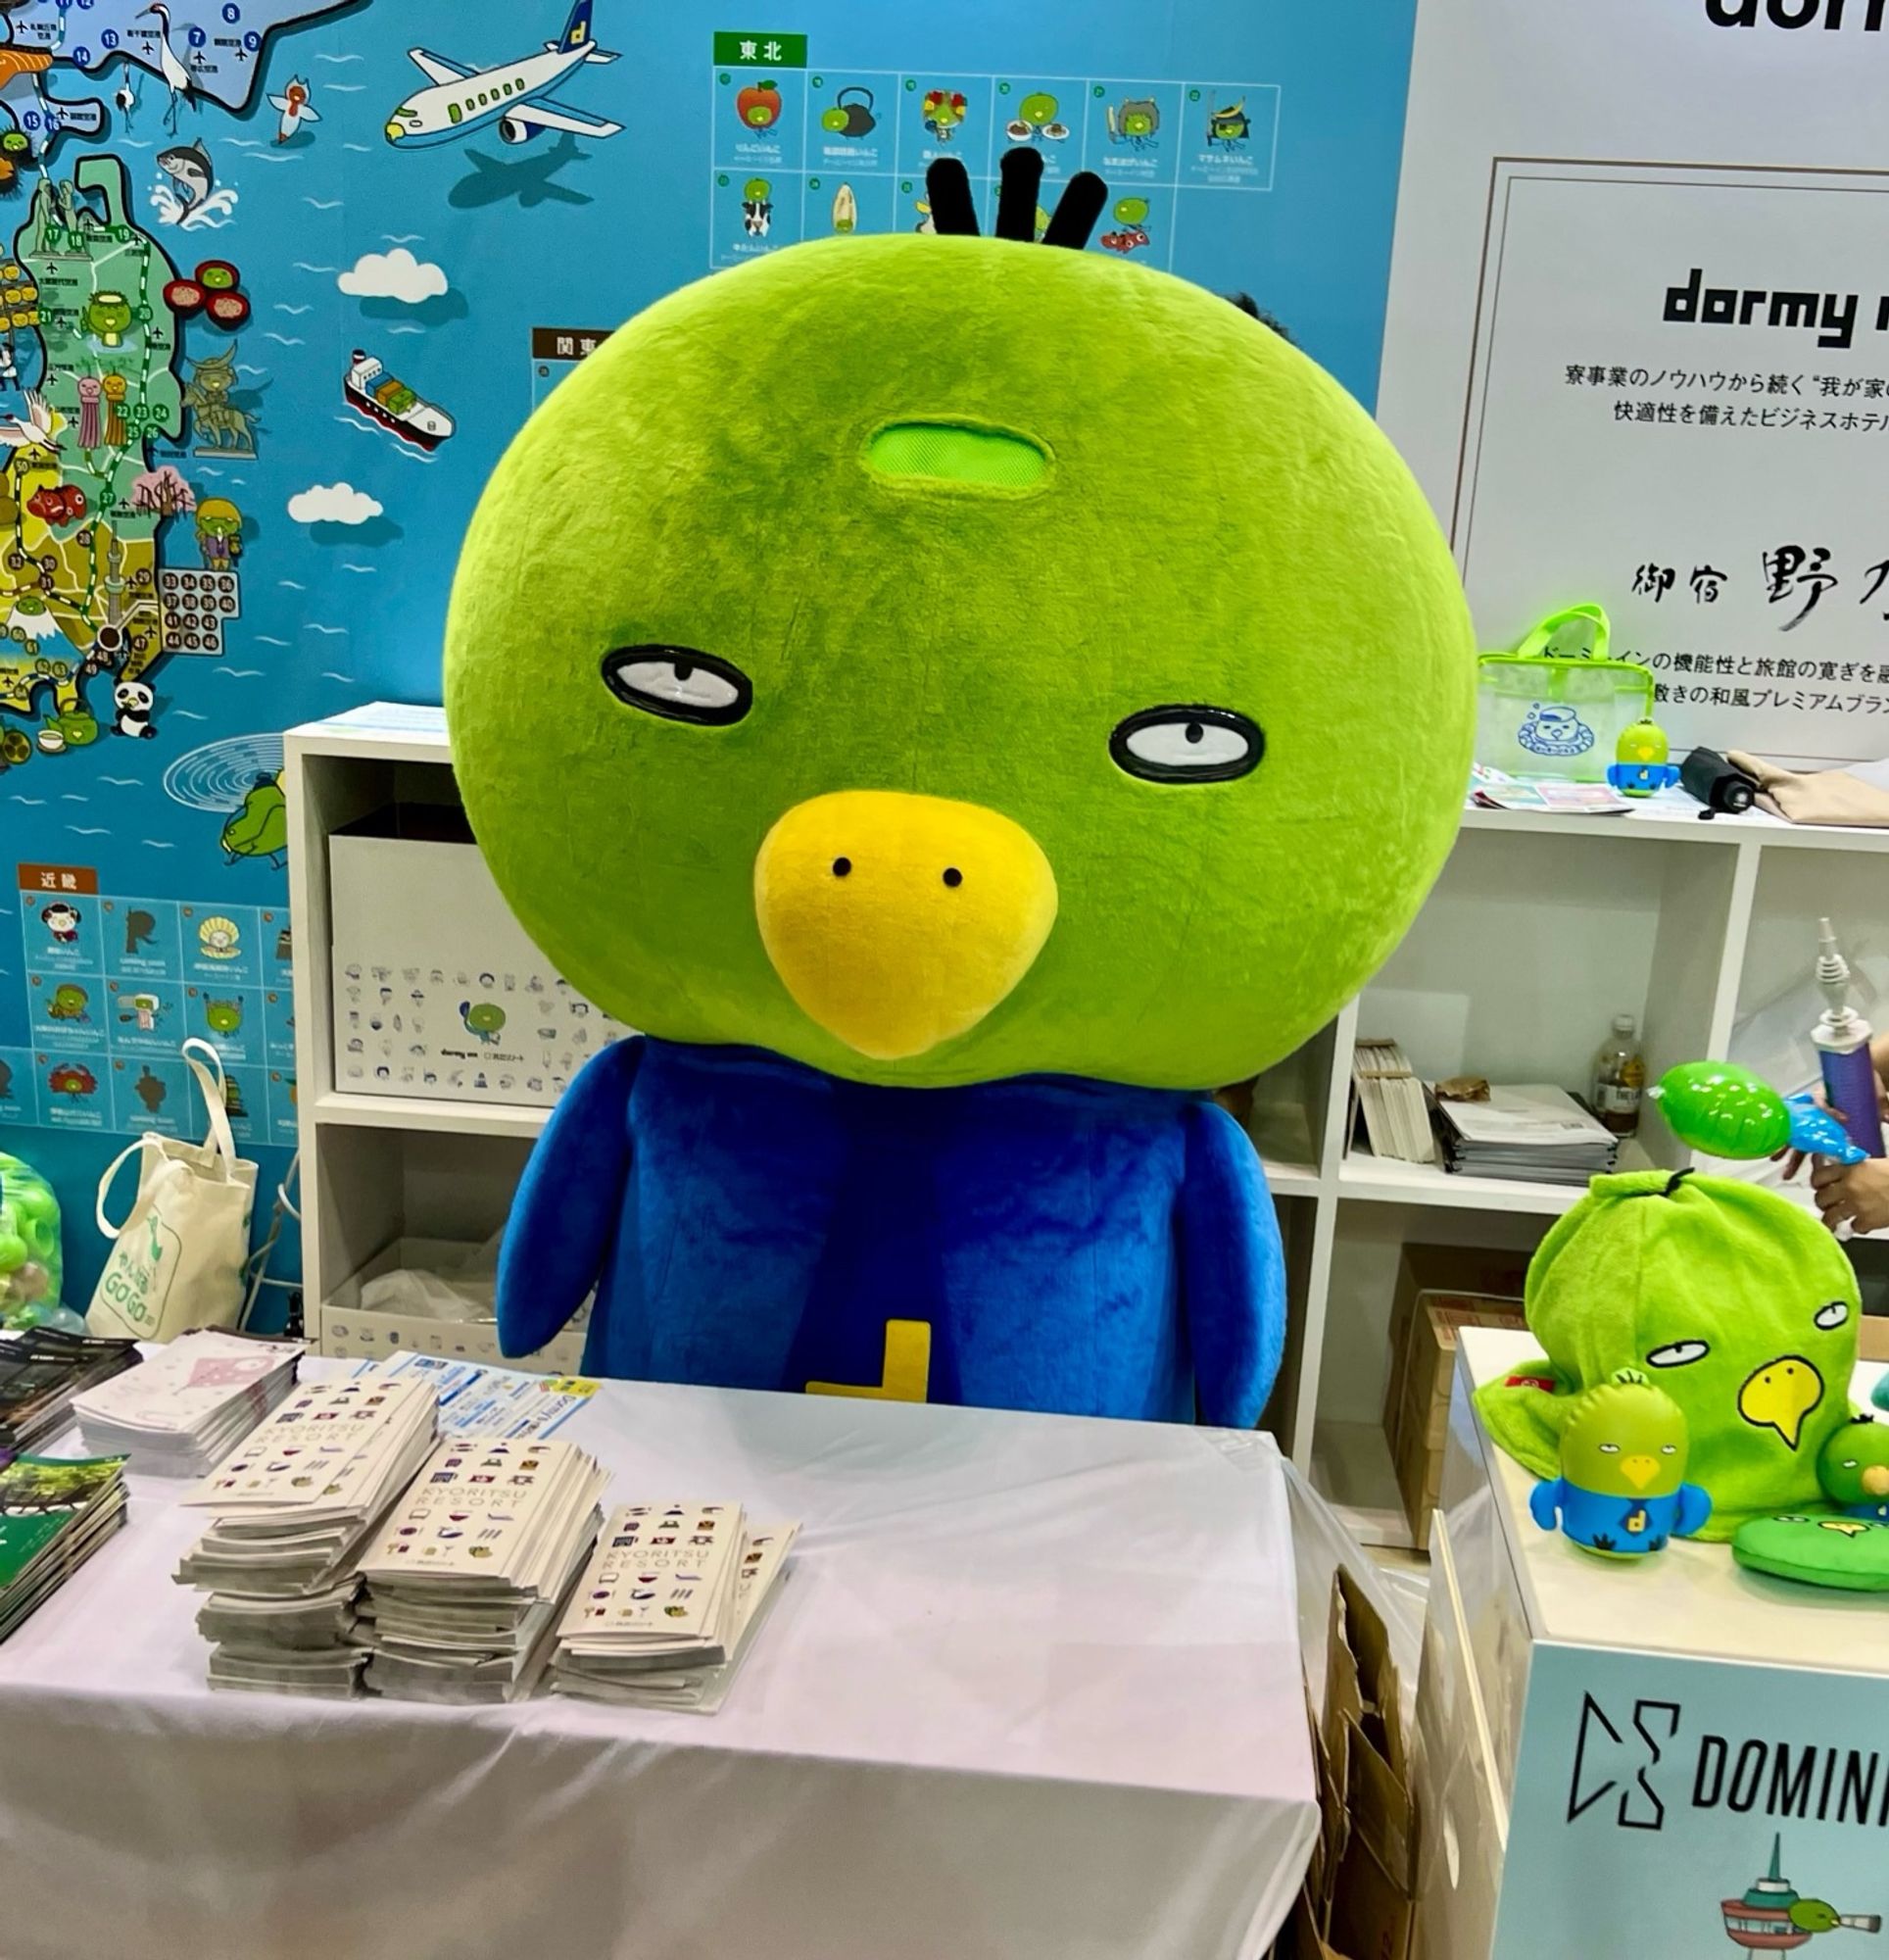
[1499,1641,1889,1959]
[1458,160,1889,765]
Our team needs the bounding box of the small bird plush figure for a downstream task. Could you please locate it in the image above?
[1531,1376,1713,1557]
[1819,1414,1889,1524]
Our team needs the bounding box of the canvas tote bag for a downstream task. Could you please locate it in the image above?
[88,1038,258,1341]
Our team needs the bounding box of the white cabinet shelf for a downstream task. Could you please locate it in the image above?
[310,1091,550,1140]
[286,707,1887,1548]
[1335,1140,1658,1215]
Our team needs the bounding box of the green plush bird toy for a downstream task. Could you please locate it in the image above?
[1480,1170,1862,1538]
[1530,1376,1712,1556]
[1821,1414,1889,1523]
[443,151,1476,1421]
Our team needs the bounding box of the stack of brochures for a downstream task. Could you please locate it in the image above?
[0,1453,127,1642]
[551,1504,799,1714]
[174,1375,438,1697]
[1350,1039,1436,1165]
[357,1437,606,1704]
[1436,1084,1620,1186]
[74,1331,302,1476]
[0,1327,141,1452]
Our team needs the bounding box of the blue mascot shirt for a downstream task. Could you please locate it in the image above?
[1530,1478,1713,1553]
[496,1037,1284,1426]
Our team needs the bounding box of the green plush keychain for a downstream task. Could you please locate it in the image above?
[1732,1415,1889,1592]
[1476,1169,1860,1541]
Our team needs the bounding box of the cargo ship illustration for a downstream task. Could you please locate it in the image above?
[1722,1837,1881,1949]
[344,349,455,451]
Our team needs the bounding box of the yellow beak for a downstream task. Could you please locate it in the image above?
[1620,1454,1660,1491]
[754,789,1057,1061]
[1864,1465,1889,1497]
[1737,1356,1825,1450]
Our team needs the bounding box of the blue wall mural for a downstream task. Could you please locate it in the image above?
[0,0,1420,1314]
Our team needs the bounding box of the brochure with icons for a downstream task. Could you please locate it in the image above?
[357,1439,606,1591]
[181,1377,438,1526]
[554,1515,800,1714]
[555,1500,747,1660]
[358,1438,607,1704]
[174,1378,438,1609]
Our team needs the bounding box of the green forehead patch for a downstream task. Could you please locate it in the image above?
[865,420,1048,491]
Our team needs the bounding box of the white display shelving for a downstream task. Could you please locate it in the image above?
[286,706,1889,1545]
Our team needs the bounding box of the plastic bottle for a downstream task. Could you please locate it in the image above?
[1812,917,1887,1158]
[1592,1014,1645,1138]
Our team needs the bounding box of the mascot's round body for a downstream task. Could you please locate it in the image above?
[445,163,1475,1427]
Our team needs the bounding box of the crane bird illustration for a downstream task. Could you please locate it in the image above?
[0,392,62,460]
[139,4,193,133]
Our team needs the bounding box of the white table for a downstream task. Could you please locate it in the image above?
[0,1372,1315,1960]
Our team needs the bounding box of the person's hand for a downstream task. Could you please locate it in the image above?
[1811,1155,1889,1235]
[1776,1090,1847,1183]
[1771,1079,1888,1180]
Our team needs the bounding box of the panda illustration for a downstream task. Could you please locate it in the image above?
[113,678,156,739]
[40,901,80,944]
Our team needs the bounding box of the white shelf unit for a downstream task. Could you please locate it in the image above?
[286,708,1889,1544]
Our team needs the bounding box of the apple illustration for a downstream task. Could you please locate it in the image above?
[736,78,783,129]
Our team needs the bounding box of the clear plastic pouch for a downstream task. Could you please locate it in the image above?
[1476,604,1654,783]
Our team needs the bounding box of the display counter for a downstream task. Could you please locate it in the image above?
[0,1366,1315,1960]
[1416,1327,1889,1960]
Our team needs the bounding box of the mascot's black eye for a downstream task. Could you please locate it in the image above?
[602,646,751,726]
[1110,706,1263,784]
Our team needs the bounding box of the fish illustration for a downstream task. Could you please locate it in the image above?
[157,137,213,213]
[268,75,319,144]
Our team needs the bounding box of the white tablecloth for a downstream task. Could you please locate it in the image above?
[0,1371,1315,1960]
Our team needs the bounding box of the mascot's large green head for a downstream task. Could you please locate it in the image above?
[445,156,1475,1091]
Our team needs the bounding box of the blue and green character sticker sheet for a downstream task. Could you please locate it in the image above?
[0,0,1421,1307]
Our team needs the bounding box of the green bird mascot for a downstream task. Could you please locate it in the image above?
[444,150,1475,1425]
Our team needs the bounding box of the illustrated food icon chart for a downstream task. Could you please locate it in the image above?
[7,863,297,1146]
[710,36,1279,271]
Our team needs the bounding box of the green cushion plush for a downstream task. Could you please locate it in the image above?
[1733,1512,1889,1592]
[443,233,1477,1092]
[1477,1171,1860,1540]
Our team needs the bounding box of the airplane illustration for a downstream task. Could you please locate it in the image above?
[384,0,621,149]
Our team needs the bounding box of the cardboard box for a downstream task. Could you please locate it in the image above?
[1382,1245,1529,1440]
[329,803,633,1107]
[1286,1567,1419,1960]
[1391,1296,1529,1548]
[1380,1246,1529,1550]
[1861,1311,1889,1363]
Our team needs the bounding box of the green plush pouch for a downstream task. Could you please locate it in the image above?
[1475,1170,1861,1541]
[1477,604,1655,783]
[1733,1512,1889,1592]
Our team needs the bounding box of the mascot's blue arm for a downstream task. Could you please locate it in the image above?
[496,1036,643,1357]
[1674,1482,1714,1539]
[1529,1478,1568,1533]
[1180,1101,1286,1428]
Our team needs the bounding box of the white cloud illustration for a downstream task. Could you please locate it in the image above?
[337,247,449,305]
[288,482,384,526]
